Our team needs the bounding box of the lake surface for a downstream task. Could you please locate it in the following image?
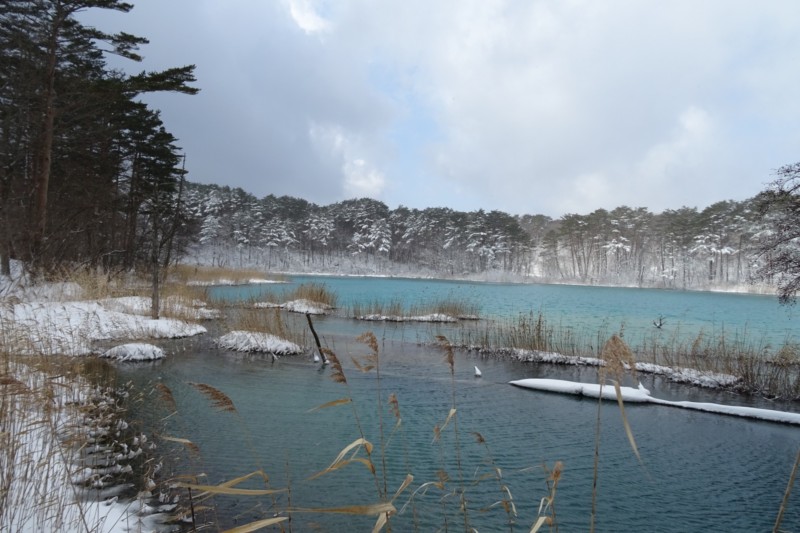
[122,276,799,531]
[211,275,798,347]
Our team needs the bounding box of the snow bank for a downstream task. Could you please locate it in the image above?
[101,343,165,362]
[216,330,303,354]
[103,295,220,320]
[2,300,206,356]
[510,378,800,425]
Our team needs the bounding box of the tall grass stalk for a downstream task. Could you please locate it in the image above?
[455,311,800,400]
[590,334,643,532]
[434,335,470,530]
[0,354,154,531]
[348,298,479,320]
[169,264,283,285]
[226,307,307,347]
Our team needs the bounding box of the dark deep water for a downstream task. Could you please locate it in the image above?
[117,277,799,532]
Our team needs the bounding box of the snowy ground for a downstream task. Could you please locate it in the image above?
[1,361,175,532]
[0,265,209,532]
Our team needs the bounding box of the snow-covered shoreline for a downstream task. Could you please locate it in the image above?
[495,347,741,390]
[1,361,174,532]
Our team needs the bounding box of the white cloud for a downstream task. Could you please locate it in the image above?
[343,158,386,198]
[285,0,330,34]
[632,106,716,201]
[81,0,800,216]
[309,123,387,199]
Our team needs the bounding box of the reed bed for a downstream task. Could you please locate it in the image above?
[169,264,284,285]
[224,306,308,347]
[284,282,339,309]
[0,353,159,531]
[156,332,567,532]
[454,311,800,400]
[347,298,479,320]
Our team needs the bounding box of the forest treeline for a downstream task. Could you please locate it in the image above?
[2,2,799,299]
[184,181,772,290]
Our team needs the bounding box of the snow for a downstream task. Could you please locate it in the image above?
[510,378,654,402]
[510,378,800,425]
[216,330,303,354]
[254,298,331,315]
[2,299,206,356]
[508,348,741,389]
[357,313,458,323]
[2,361,172,532]
[103,296,220,320]
[186,278,285,286]
[101,343,165,362]
[283,299,331,315]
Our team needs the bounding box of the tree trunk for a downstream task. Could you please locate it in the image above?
[151,215,160,319]
[31,8,67,267]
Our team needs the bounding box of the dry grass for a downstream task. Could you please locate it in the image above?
[284,282,338,308]
[169,264,284,285]
[225,307,306,346]
[0,353,156,531]
[348,298,479,320]
[455,312,800,400]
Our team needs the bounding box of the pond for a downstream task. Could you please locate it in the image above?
[119,276,799,532]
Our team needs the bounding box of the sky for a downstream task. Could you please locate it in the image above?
[80,0,800,218]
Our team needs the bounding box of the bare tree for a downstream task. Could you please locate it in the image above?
[753,163,800,304]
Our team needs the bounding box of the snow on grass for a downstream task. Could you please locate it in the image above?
[507,348,740,389]
[1,361,171,532]
[357,313,458,323]
[2,300,205,356]
[254,299,331,315]
[216,330,303,354]
[102,295,220,320]
[186,278,285,286]
[510,378,800,425]
[101,343,165,362]
[283,299,331,314]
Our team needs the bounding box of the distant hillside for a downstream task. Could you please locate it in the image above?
[181,181,769,291]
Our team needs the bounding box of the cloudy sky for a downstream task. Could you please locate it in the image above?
[82,0,800,217]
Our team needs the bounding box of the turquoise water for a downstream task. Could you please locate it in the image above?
[121,277,800,531]
[210,275,798,346]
